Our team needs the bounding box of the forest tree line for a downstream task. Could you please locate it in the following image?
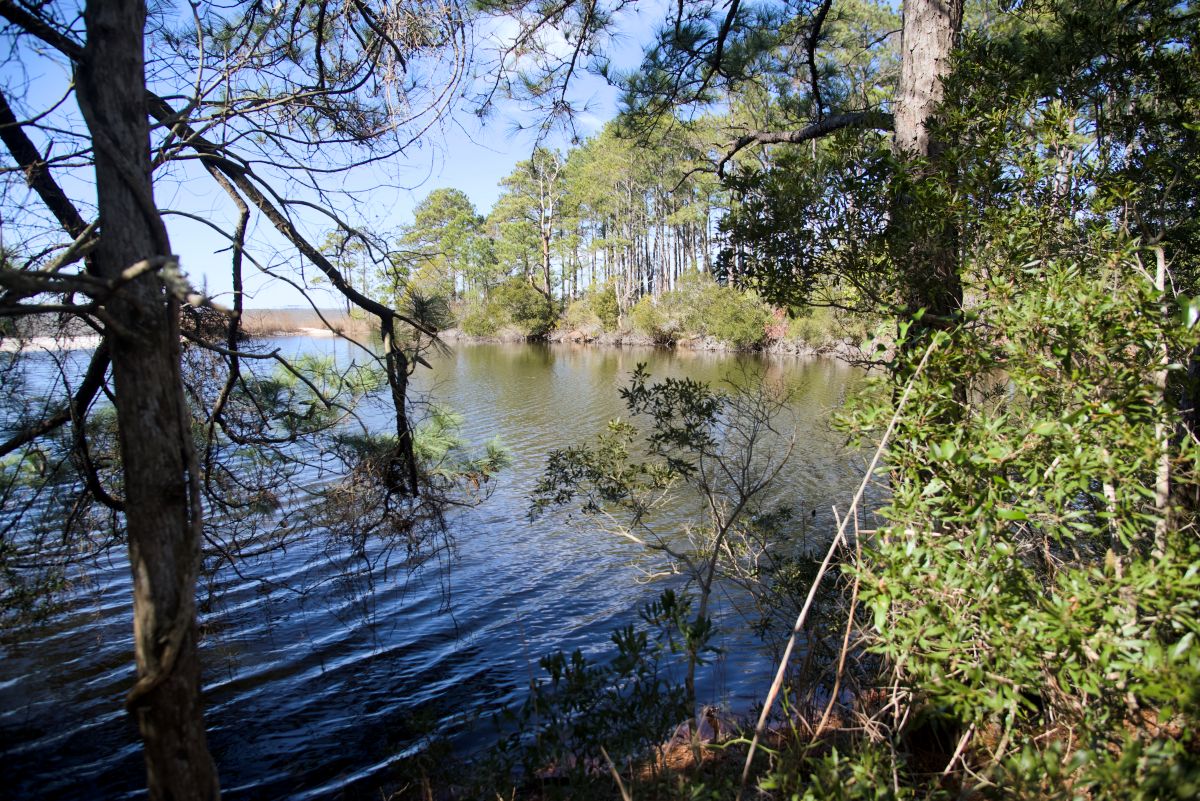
[325,120,723,335]
[326,0,927,347]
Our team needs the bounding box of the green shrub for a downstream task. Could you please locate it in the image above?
[761,745,924,801]
[630,273,771,348]
[457,302,498,336]
[703,287,770,348]
[785,306,874,347]
[560,298,600,332]
[838,247,1200,797]
[629,294,671,340]
[788,307,831,345]
[655,272,715,333]
[586,283,620,330]
[491,277,557,337]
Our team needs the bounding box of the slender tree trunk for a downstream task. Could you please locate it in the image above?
[540,227,553,301]
[75,0,220,797]
[380,316,419,495]
[643,233,651,296]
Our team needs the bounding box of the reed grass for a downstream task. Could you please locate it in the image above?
[239,308,378,338]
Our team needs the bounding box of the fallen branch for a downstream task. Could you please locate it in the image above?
[737,336,940,799]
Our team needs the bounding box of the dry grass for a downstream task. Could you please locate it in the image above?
[239,308,377,338]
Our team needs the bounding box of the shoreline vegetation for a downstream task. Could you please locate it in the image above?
[4,299,873,359]
[2,292,872,358]
[268,279,875,358]
[244,292,875,359]
[443,320,869,361]
[237,308,376,339]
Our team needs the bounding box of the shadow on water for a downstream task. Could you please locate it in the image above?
[0,341,874,799]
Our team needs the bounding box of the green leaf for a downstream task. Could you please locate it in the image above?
[1185,297,1200,330]
[872,597,889,632]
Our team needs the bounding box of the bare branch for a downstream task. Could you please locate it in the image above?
[0,342,110,458]
[0,0,84,62]
[806,0,835,119]
[0,86,89,237]
[717,110,894,176]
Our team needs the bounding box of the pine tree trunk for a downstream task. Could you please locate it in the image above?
[895,0,961,160]
[893,0,964,323]
[75,0,220,798]
[540,222,554,301]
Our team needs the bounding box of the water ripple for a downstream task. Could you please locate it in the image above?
[2,342,871,799]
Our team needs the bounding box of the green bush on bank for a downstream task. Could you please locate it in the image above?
[457,278,557,338]
[587,283,621,330]
[787,306,872,348]
[628,274,772,348]
[832,244,1200,799]
[453,270,874,349]
[561,298,600,332]
[628,294,673,341]
[491,278,557,336]
[458,302,499,336]
[556,284,621,335]
[704,289,771,348]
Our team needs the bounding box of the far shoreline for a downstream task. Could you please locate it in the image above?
[3,306,875,362]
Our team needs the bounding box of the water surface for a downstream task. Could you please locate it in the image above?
[1,341,870,799]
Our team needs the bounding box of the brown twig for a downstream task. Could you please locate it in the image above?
[736,336,940,799]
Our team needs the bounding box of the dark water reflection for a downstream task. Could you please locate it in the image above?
[1,341,871,799]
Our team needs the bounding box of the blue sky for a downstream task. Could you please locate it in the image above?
[1,1,663,309]
[168,3,663,309]
[167,88,623,309]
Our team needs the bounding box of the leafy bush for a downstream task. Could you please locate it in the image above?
[652,272,715,334]
[626,274,771,348]
[837,246,1200,796]
[702,287,770,348]
[788,307,840,346]
[457,302,498,336]
[532,366,802,716]
[628,294,672,341]
[560,298,601,332]
[762,745,924,801]
[491,277,557,337]
[586,283,620,330]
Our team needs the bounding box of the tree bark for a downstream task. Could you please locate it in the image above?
[893,0,964,323]
[75,0,220,797]
[380,315,420,495]
[894,0,961,160]
[540,224,554,300]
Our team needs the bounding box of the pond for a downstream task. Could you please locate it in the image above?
[1,341,872,799]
